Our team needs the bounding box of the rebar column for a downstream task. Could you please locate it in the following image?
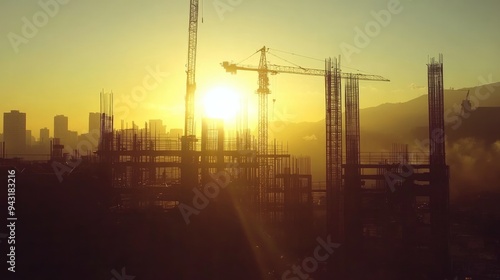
[325,57,343,241]
[427,54,450,279]
[344,73,362,277]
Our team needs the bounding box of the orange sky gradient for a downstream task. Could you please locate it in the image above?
[1,0,499,137]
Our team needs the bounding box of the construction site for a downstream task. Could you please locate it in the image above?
[80,51,451,279]
[1,2,466,280]
[86,1,451,277]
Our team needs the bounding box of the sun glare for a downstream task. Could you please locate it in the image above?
[202,85,241,121]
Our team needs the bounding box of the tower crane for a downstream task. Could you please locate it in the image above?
[221,46,390,224]
[181,0,200,196]
[460,90,472,117]
[222,49,390,80]
[184,0,199,141]
[222,47,389,163]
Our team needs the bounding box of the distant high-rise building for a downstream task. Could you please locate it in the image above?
[66,130,78,152]
[3,110,26,157]
[169,128,183,139]
[54,115,68,143]
[149,119,166,137]
[40,128,49,144]
[0,133,3,157]
[89,112,100,134]
[26,130,33,147]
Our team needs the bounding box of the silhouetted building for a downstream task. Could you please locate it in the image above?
[149,119,166,137]
[26,130,33,147]
[0,133,5,158]
[169,128,183,139]
[3,110,26,157]
[51,138,64,160]
[67,130,78,151]
[54,115,68,143]
[0,133,3,158]
[89,112,100,134]
[33,127,51,156]
[40,128,49,144]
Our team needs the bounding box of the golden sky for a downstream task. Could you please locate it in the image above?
[1,0,499,137]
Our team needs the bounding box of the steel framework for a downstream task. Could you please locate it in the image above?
[222,47,389,219]
[427,54,450,279]
[181,0,200,202]
[257,47,271,215]
[345,74,360,167]
[325,57,343,241]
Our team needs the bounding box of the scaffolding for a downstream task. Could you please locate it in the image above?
[97,112,312,230]
[91,52,452,279]
[345,74,360,167]
[335,56,451,279]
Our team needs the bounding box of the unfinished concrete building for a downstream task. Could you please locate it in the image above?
[325,55,450,279]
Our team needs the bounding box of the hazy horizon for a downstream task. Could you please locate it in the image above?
[2,81,500,139]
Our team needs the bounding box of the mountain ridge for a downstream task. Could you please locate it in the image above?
[270,82,500,197]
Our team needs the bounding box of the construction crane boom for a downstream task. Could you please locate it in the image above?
[222,62,390,82]
[222,46,389,219]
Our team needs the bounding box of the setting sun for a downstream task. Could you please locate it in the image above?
[202,85,241,121]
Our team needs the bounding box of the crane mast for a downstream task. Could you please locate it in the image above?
[221,47,389,230]
[257,47,270,212]
[185,0,199,139]
[181,0,200,198]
